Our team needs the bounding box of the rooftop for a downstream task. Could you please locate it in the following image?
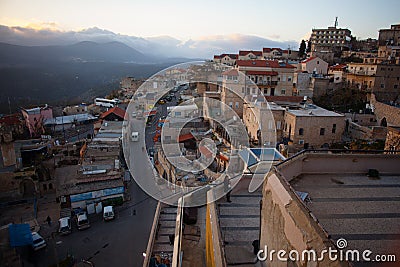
[44,113,97,125]
[276,152,400,263]
[287,104,344,117]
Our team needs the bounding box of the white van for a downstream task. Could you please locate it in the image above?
[58,217,72,235]
[103,206,115,221]
[131,132,139,141]
[76,212,90,230]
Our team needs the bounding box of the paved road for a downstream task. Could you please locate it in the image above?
[22,180,157,267]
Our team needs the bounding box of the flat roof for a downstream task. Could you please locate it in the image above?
[287,104,344,117]
[278,152,400,262]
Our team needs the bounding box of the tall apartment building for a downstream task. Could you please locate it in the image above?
[310,26,352,50]
[309,20,352,63]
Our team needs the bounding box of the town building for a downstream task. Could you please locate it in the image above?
[243,96,285,146]
[378,24,400,64]
[99,106,126,121]
[238,50,263,60]
[212,54,238,66]
[262,47,299,60]
[261,151,400,267]
[283,104,345,150]
[21,105,53,137]
[346,62,400,101]
[298,56,328,75]
[235,59,297,97]
[328,64,347,83]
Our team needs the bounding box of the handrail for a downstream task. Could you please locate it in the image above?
[142,201,162,267]
[171,197,184,267]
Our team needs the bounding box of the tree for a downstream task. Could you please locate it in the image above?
[306,40,312,53]
[299,40,307,58]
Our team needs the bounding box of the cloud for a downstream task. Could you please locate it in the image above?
[0,24,299,59]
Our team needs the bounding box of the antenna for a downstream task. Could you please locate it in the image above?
[334,17,338,28]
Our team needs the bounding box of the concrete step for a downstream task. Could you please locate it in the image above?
[219,217,259,227]
[153,243,174,253]
[222,230,259,243]
[224,245,257,266]
[219,207,259,216]
[158,227,176,235]
[159,213,177,221]
[157,220,176,227]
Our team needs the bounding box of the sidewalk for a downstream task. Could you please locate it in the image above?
[36,193,60,239]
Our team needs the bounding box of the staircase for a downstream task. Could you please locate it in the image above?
[218,187,262,266]
[152,206,177,259]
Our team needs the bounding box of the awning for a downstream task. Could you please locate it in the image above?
[8,224,33,247]
[178,133,195,142]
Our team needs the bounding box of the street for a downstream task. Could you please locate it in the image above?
[23,180,157,267]
[23,89,181,267]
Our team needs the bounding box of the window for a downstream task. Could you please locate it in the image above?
[281,89,286,95]
[268,120,274,129]
[288,77,292,82]
[381,84,385,89]
[395,85,398,89]
[242,87,245,94]
[332,124,336,133]
[320,128,325,135]
[317,61,320,64]
[229,102,233,108]
[174,111,182,117]
[276,121,282,130]
[299,140,304,145]
[235,102,239,109]
[299,128,304,135]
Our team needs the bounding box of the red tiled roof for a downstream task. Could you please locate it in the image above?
[222,54,238,59]
[246,70,278,76]
[178,132,194,142]
[214,54,238,60]
[100,106,126,119]
[239,50,263,56]
[263,48,271,53]
[0,113,22,125]
[302,57,317,63]
[236,60,296,69]
[265,96,304,103]
[222,69,239,76]
[329,64,347,70]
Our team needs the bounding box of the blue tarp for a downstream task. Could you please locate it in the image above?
[8,224,33,247]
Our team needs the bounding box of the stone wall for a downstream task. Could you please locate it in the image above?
[371,94,400,126]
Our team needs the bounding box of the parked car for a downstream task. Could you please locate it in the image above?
[58,217,72,235]
[103,206,115,221]
[31,232,46,251]
[76,212,90,230]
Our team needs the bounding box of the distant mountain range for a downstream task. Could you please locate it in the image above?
[0,25,299,59]
[0,24,299,113]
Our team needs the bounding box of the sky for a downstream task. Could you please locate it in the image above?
[0,0,399,42]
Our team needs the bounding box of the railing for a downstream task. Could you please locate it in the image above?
[171,197,184,267]
[143,201,162,267]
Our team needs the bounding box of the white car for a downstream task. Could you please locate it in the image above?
[76,212,90,230]
[59,217,72,235]
[31,232,46,251]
